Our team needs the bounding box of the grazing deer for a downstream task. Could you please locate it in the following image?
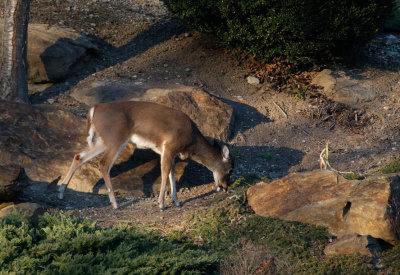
[58,101,233,210]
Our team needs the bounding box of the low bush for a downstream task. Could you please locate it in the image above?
[3,175,400,274]
[162,0,395,67]
[387,0,400,28]
[0,212,218,274]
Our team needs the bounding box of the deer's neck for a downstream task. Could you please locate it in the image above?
[190,137,220,173]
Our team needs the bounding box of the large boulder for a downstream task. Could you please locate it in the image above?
[311,69,377,105]
[324,234,382,257]
[0,165,28,202]
[247,170,400,244]
[0,202,44,219]
[0,101,185,198]
[71,82,234,142]
[0,22,98,83]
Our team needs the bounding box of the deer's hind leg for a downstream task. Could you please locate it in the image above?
[169,159,179,207]
[58,140,106,199]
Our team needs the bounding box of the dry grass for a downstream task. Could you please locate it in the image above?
[220,239,297,275]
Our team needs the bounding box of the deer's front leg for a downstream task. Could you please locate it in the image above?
[159,151,174,210]
[99,145,124,209]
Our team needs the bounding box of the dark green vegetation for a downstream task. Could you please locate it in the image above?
[0,212,218,274]
[387,0,400,28]
[2,175,400,274]
[162,0,395,67]
[377,158,400,174]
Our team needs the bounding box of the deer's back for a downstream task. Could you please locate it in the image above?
[91,101,198,152]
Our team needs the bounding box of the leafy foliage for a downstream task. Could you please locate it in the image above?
[0,211,218,274]
[387,0,400,28]
[162,0,395,67]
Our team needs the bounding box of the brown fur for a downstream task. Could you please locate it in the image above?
[58,101,233,210]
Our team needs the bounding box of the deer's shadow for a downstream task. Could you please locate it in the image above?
[89,144,305,207]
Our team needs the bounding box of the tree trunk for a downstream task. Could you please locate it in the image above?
[0,0,30,103]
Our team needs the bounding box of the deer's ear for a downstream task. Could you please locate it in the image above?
[222,144,230,160]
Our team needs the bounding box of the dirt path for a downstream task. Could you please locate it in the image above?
[21,0,400,228]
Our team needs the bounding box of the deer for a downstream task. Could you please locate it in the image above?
[58,101,233,210]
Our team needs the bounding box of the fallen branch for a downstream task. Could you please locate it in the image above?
[273,101,288,119]
[319,142,353,174]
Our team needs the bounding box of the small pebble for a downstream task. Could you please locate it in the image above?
[247,75,260,85]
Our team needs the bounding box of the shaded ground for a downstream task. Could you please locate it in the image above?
[14,0,400,227]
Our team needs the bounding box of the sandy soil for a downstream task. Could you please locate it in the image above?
[18,0,400,227]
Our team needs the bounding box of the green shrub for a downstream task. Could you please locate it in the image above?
[0,211,218,274]
[162,0,395,66]
[387,0,400,28]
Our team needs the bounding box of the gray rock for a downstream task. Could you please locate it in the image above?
[0,22,98,83]
[312,69,377,105]
[0,202,44,219]
[324,234,382,256]
[0,165,29,202]
[383,34,400,46]
[247,76,260,85]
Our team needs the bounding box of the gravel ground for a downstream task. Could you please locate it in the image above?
[13,0,400,227]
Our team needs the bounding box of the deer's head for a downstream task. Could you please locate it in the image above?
[213,144,233,192]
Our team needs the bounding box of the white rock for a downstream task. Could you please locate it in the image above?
[247,76,260,85]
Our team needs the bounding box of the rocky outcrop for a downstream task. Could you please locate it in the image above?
[0,22,98,83]
[0,101,185,198]
[0,165,28,202]
[247,170,400,244]
[324,234,382,257]
[0,202,44,219]
[71,82,234,141]
[312,69,377,105]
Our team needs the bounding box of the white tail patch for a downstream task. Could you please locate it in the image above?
[87,107,96,147]
[89,107,95,121]
[87,125,95,147]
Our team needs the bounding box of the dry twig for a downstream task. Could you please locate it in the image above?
[273,101,288,119]
[319,142,352,174]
